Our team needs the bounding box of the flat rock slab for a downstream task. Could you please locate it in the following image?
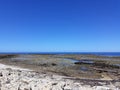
[0,63,120,90]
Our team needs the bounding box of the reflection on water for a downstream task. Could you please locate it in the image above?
[63,59,91,71]
[11,57,32,61]
[64,58,94,64]
[10,55,34,61]
[114,64,120,67]
[63,59,79,63]
[80,66,89,71]
[10,56,120,72]
[77,60,94,64]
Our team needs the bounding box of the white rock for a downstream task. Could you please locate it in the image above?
[0,63,119,90]
[64,85,72,90]
[95,86,110,90]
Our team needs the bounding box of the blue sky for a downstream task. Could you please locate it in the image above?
[0,0,120,52]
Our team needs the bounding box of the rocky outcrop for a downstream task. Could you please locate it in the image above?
[0,64,120,90]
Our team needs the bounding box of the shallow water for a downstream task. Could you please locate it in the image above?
[80,66,89,71]
[63,59,79,63]
[63,59,91,71]
[10,55,34,61]
[10,55,120,72]
[64,58,94,64]
[63,58,120,71]
[114,64,120,67]
[78,60,94,64]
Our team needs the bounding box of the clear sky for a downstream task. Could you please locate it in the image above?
[0,0,120,52]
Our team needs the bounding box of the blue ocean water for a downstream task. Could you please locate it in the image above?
[0,52,120,56]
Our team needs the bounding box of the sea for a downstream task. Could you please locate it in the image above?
[0,52,120,57]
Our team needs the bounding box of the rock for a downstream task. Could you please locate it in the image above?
[95,86,110,90]
[52,82,58,86]
[51,63,57,66]
[24,88,29,90]
[64,85,72,90]
[114,82,120,86]
[0,72,3,77]
[6,78,10,84]
[52,87,63,90]
[0,64,119,90]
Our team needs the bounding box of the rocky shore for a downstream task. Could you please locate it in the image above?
[0,63,120,90]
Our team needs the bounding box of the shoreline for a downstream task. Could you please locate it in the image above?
[0,54,120,90]
[0,63,120,90]
[0,63,31,71]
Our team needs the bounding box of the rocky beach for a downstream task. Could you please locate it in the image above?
[0,63,120,90]
[0,54,120,90]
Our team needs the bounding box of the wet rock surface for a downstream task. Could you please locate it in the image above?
[1,54,120,80]
[0,54,120,90]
